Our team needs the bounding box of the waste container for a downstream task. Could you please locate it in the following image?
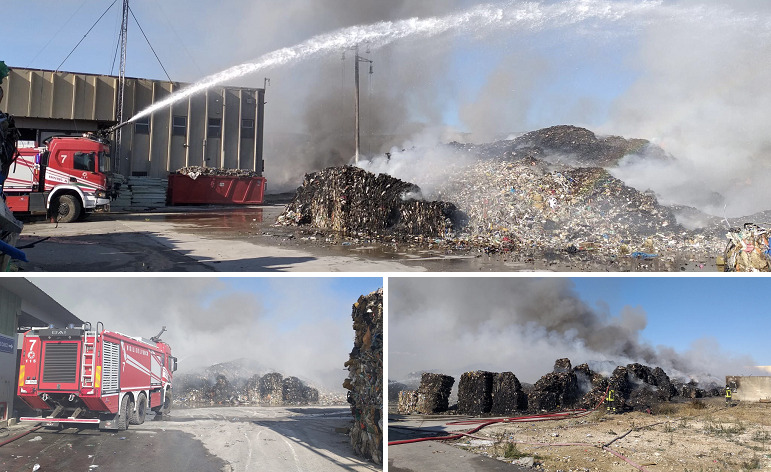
[167,173,266,205]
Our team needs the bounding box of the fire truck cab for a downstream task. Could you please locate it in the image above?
[17,323,176,430]
[5,135,113,222]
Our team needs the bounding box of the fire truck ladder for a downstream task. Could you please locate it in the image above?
[81,330,98,388]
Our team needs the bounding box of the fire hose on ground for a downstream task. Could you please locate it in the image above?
[388,386,655,472]
[0,425,42,447]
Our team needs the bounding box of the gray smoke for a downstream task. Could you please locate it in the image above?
[28,277,373,392]
[389,278,756,384]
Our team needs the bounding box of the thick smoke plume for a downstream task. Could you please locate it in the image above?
[29,278,375,392]
[389,278,756,384]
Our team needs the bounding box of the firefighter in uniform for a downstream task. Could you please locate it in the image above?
[725,385,732,405]
[606,388,616,413]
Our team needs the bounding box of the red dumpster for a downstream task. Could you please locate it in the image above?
[167,173,267,205]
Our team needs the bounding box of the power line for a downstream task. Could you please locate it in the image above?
[128,5,172,82]
[56,0,119,72]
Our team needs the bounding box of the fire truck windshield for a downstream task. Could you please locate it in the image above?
[98,151,111,173]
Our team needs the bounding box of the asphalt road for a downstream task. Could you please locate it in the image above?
[1,406,379,472]
[387,414,529,472]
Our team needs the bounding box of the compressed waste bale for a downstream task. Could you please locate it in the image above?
[416,373,455,414]
[343,289,383,464]
[490,372,527,415]
[208,374,236,404]
[276,166,459,237]
[529,360,580,412]
[283,376,305,404]
[260,372,284,405]
[458,371,495,416]
[397,390,419,414]
[303,385,319,403]
[245,374,261,403]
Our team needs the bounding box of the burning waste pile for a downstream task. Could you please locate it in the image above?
[277,126,738,268]
[395,358,720,416]
[175,363,322,407]
[343,288,383,464]
[276,166,461,239]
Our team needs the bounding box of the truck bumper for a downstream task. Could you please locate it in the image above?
[83,195,111,211]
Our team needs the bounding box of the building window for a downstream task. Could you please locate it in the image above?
[208,117,222,139]
[241,118,255,139]
[172,116,187,137]
[134,116,150,134]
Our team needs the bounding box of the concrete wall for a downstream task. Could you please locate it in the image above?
[726,376,771,402]
[4,67,264,178]
[0,286,21,425]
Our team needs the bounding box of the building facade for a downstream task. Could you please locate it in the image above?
[3,67,264,178]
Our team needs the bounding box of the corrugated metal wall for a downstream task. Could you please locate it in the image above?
[4,68,264,178]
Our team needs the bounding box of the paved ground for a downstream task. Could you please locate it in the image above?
[388,415,528,472]
[1,406,379,472]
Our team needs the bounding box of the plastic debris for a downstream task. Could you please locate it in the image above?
[723,223,771,271]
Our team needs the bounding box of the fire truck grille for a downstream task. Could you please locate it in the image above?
[43,343,78,384]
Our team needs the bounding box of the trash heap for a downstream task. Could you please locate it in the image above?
[528,359,581,412]
[574,363,609,409]
[722,223,771,271]
[276,166,459,238]
[397,373,455,414]
[458,371,495,415]
[607,363,675,412]
[175,166,262,180]
[343,289,383,464]
[175,368,319,406]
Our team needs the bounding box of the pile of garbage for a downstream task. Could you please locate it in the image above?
[344,289,383,464]
[528,358,581,412]
[393,358,720,417]
[276,166,460,238]
[175,166,262,180]
[722,223,771,271]
[175,364,320,407]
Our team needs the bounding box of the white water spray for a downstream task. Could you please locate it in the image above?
[129,0,663,123]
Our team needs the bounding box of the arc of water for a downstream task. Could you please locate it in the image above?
[128,0,663,124]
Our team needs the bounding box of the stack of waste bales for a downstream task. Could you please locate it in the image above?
[276,166,458,237]
[343,289,383,464]
[176,166,262,179]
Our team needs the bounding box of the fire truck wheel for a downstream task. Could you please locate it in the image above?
[53,194,82,223]
[131,393,147,425]
[117,394,130,430]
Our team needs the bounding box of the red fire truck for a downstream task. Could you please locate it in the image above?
[17,323,176,430]
[4,134,113,222]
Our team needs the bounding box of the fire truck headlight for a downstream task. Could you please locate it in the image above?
[95,190,108,199]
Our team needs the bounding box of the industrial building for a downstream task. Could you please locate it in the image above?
[3,67,265,179]
[0,279,81,426]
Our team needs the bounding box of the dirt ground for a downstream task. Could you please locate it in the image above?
[389,398,771,471]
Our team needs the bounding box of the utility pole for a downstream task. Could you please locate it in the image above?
[115,0,129,171]
[353,44,372,165]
